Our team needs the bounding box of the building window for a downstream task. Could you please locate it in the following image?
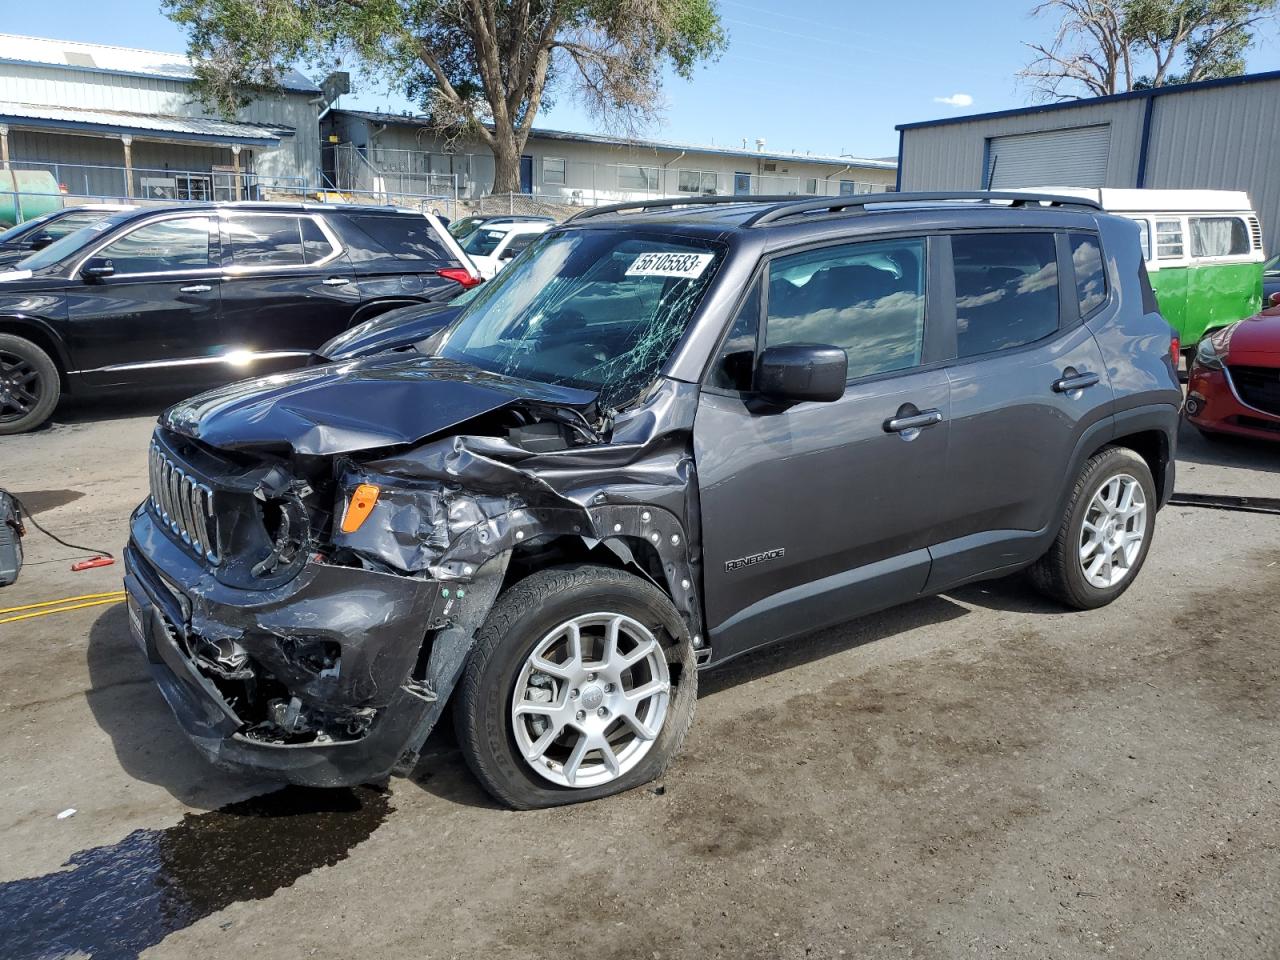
[618,165,659,191]
[678,169,718,194]
[543,157,566,186]
[804,178,819,195]
[1155,219,1184,260]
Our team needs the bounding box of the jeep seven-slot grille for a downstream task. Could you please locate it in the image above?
[148,441,220,564]
[1229,365,1280,417]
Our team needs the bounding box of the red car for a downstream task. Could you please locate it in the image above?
[1186,291,1280,440]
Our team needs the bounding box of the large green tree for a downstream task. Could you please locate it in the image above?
[163,0,726,192]
[1020,0,1278,99]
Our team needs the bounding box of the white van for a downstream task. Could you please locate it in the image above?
[1024,188,1265,347]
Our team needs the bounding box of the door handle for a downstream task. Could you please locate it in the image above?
[1052,371,1101,393]
[179,284,212,293]
[884,408,944,434]
[322,277,350,286]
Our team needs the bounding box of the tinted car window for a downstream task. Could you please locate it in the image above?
[1069,232,1107,317]
[765,237,926,380]
[1190,217,1250,258]
[953,232,1059,358]
[503,232,539,256]
[226,215,306,267]
[97,216,212,274]
[345,214,448,261]
[300,218,336,263]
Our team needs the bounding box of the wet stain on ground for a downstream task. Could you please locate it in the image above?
[8,489,85,514]
[0,785,391,960]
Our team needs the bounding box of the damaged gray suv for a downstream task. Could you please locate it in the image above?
[124,192,1182,808]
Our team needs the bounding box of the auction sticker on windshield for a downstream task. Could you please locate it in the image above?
[625,251,714,278]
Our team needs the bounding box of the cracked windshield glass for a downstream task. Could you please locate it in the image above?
[438,230,724,409]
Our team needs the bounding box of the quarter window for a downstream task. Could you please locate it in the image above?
[96,216,212,274]
[225,215,308,267]
[1155,219,1184,259]
[1069,232,1107,317]
[1190,216,1250,258]
[543,157,566,186]
[766,237,927,381]
[952,232,1059,358]
[711,280,761,390]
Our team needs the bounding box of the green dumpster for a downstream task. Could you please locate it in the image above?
[0,170,64,227]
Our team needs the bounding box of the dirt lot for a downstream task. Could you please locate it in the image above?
[1,395,1278,960]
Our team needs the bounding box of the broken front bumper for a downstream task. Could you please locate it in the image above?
[124,504,445,788]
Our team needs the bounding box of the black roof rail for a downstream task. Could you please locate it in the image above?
[566,194,806,222]
[743,190,1103,226]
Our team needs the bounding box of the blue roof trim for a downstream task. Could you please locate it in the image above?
[0,56,320,94]
[895,69,1280,131]
[0,113,282,147]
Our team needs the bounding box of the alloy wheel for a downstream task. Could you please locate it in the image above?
[0,349,42,424]
[1078,473,1148,589]
[511,612,671,788]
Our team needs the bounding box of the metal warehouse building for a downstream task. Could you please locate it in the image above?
[0,33,323,202]
[896,71,1280,253]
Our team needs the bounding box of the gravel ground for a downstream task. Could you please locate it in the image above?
[0,396,1277,960]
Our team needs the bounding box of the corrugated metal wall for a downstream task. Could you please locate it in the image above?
[898,78,1280,253]
[0,63,320,183]
[1143,81,1280,254]
[899,100,1146,191]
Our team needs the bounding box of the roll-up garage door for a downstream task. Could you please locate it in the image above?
[986,125,1110,188]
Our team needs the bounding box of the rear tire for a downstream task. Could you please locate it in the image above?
[0,334,60,435]
[454,563,697,809]
[1030,447,1157,610]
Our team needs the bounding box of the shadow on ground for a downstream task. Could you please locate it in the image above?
[84,604,269,809]
[1176,417,1279,473]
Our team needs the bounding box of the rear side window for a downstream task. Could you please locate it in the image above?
[765,237,927,381]
[97,216,212,274]
[1155,219,1184,259]
[1190,217,1250,258]
[1069,232,1107,317]
[346,214,449,261]
[952,232,1059,358]
[225,215,306,267]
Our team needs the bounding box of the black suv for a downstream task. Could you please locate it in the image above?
[0,202,478,433]
[123,192,1181,808]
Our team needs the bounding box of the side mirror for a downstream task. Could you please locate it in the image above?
[498,246,519,260]
[756,344,847,404]
[80,257,114,281]
[28,232,55,251]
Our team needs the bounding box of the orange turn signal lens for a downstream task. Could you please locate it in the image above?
[341,483,380,533]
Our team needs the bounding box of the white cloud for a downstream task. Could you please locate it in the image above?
[934,93,974,107]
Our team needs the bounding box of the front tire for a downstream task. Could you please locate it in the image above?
[0,334,60,435]
[454,563,697,809]
[1030,447,1157,610]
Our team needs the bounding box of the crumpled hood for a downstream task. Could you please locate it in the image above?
[162,354,598,455]
[316,301,462,361]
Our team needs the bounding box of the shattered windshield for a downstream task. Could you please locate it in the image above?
[438,230,724,409]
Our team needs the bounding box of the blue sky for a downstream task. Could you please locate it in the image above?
[7,0,1280,158]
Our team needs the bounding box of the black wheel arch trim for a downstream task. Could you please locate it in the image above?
[0,313,71,389]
